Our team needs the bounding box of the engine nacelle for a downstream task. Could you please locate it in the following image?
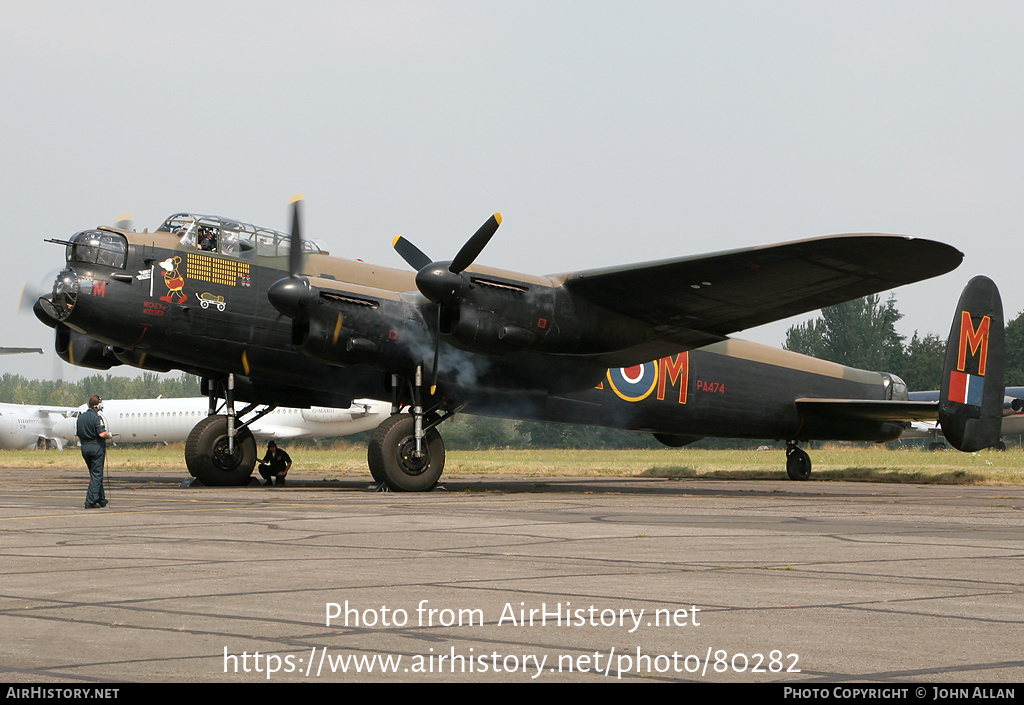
[442,304,540,355]
[439,283,649,358]
[54,324,121,370]
[107,347,176,373]
[301,407,355,423]
[296,294,426,371]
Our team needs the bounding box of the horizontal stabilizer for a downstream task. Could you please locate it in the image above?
[795,398,938,424]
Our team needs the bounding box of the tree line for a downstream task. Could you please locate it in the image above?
[783,294,1024,390]
[0,372,201,407]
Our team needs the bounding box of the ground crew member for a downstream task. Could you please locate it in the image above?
[78,395,110,508]
[258,441,292,486]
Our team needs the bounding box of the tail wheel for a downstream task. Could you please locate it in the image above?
[367,415,445,491]
[785,445,811,481]
[185,415,256,486]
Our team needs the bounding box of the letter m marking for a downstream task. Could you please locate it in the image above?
[957,311,990,376]
[658,352,689,404]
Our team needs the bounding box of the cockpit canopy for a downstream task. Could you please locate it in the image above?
[156,213,326,260]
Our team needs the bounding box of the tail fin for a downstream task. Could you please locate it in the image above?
[939,276,1004,451]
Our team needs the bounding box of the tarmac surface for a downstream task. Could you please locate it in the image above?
[2,466,1023,683]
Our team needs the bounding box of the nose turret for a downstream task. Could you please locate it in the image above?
[37,268,79,322]
[33,297,58,329]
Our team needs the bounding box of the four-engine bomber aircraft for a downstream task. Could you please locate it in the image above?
[33,199,1004,489]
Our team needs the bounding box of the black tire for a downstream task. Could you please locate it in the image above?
[368,434,388,484]
[185,415,256,486]
[367,415,445,492]
[927,442,946,451]
[786,446,811,481]
[995,441,1007,451]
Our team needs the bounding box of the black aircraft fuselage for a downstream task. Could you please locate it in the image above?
[36,207,997,489]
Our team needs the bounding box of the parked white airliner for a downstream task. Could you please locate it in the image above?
[50,398,391,445]
[0,347,69,449]
[0,403,74,449]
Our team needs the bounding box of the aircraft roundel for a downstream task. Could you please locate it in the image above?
[606,361,659,402]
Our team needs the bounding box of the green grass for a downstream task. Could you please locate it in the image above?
[5,443,1021,485]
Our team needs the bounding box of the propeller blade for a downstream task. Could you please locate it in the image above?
[18,268,61,314]
[430,333,440,395]
[114,214,133,231]
[429,311,443,394]
[450,213,501,274]
[17,281,36,313]
[392,236,432,271]
[288,194,304,277]
[268,195,313,350]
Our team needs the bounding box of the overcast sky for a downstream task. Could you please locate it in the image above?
[2,1,1022,383]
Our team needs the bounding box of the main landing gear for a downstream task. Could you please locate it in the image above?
[182,366,459,491]
[785,441,811,481]
[367,415,445,491]
[368,365,460,492]
[185,415,256,485]
[184,374,275,486]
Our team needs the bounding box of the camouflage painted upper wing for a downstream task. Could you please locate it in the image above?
[558,234,962,345]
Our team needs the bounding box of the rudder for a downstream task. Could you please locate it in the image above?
[939,276,1004,451]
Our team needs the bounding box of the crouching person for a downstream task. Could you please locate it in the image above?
[258,441,292,487]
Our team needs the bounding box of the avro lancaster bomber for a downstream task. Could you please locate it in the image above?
[35,199,1004,489]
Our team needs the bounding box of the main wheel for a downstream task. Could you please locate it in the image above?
[184,415,257,486]
[786,446,811,481]
[367,415,445,492]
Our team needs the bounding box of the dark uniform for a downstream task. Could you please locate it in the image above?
[258,445,292,486]
[77,407,108,507]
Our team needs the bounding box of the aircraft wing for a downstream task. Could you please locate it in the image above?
[559,234,963,355]
[39,406,75,415]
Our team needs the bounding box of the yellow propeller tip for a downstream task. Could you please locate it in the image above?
[392,235,402,247]
[430,385,437,396]
[494,212,502,225]
[290,193,304,204]
[115,213,132,222]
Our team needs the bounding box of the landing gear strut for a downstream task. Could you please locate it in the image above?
[184,373,272,486]
[368,365,458,491]
[786,442,811,481]
[185,415,256,485]
[367,415,446,491]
